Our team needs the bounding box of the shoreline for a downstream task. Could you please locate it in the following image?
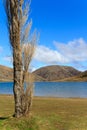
[0,94,87,100]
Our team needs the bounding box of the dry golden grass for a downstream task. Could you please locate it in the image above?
[0,95,87,130]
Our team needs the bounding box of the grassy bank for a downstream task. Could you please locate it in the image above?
[0,95,87,130]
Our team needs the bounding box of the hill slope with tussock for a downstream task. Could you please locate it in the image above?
[33,65,81,81]
[0,65,13,81]
[0,65,87,82]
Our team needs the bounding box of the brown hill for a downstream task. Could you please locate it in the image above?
[0,65,87,82]
[33,65,81,81]
[64,70,87,81]
[0,65,13,81]
[0,65,45,82]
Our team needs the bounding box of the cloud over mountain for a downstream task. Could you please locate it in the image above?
[34,38,87,65]
[54,38,87,62]
[2,38,87,71]
[34,45,68,64]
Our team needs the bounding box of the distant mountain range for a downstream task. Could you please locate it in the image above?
[0,65,87,82]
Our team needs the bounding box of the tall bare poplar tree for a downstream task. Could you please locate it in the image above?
[4,0,36,118]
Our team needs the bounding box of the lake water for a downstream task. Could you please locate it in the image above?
[0,82,87,98]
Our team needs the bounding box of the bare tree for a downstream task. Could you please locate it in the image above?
[4,0,37,118]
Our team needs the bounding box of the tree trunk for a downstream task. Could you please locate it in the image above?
[9,0,24,118]
[5,0,33,118]
[13,47,24,118]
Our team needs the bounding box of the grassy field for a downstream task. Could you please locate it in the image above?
[0,95,87,130]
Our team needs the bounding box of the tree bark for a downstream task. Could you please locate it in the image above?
[11,1,24,117]
[13,48,24,118]
[5,0,34,118]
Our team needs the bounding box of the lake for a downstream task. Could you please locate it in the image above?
[0,82,87,98]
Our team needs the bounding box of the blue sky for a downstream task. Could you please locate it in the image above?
[0,0,87,71]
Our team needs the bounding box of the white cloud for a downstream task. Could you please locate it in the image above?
[3,56,13,62]
[33,38,87,66]
[34,45,69,64]
[54,38,87,62]
[29,66,37,72]
[2,38,87,71]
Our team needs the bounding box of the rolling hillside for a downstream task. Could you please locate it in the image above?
[63,70,87,81]
[33,65,81,81]
[0,65,87,82]
[0,65,13,81]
